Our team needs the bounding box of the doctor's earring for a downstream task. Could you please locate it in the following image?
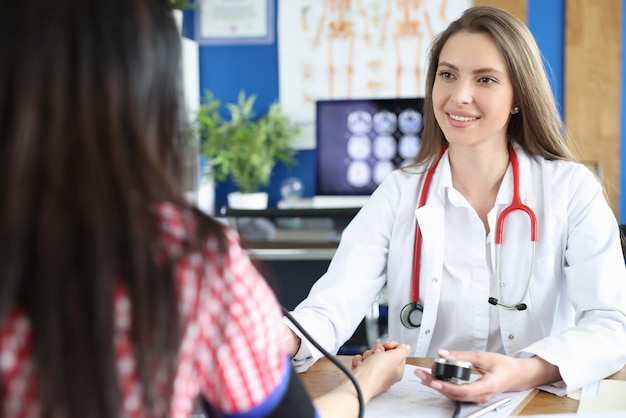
[512,106,520,114]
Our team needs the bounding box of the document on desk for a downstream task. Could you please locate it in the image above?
[576,379,626,414]
[364,365,533,418]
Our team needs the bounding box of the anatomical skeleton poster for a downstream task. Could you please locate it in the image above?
[278,0,472,148]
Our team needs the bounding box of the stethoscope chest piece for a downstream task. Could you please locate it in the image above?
[400,302,423,328]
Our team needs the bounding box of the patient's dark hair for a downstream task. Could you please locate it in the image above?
[0,0,224,416]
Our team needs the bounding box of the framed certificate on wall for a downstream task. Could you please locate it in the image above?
[195,0,274,45]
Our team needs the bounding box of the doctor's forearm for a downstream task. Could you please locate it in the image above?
[513,357,561,391]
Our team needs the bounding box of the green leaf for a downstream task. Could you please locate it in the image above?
[193,90,300,193]
[170,0,193,10]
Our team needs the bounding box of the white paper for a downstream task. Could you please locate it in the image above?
[364,365,533,418]
[577,380,626,414]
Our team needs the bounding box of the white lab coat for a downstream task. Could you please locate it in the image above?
[287,144,626,395]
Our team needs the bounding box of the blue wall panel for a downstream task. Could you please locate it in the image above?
[194,2,318,212]
[527,0,564,114]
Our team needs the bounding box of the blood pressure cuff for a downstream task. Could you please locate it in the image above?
[202,362,319,418]
[265,366,318,418]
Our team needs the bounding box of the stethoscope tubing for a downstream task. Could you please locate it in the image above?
[411,144,448,303]
[495,241,535,309]
[493,145,537,310]
[495,145,537,244]
[409,143,538,312]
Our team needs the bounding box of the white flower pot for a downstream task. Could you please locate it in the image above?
[227,191,268,210]
[172,9,183,35]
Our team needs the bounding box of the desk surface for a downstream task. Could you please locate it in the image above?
[300,356,626,416]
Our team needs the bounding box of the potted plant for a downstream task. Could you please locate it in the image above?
[171,0,192,10]
[170,0,193,34]
[195,90,300,209]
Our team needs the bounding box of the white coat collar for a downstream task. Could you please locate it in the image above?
[413,142,533,218]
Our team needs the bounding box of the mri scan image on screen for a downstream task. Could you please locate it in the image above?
[316,98,425,196]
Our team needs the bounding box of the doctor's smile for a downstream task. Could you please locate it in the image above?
[447,113,479,122]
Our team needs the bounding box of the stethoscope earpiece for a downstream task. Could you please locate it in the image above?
[487,297,528,311]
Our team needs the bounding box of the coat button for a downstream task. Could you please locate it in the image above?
[508,334,515,340]
[425,329,431,335]
[432,277,438,283]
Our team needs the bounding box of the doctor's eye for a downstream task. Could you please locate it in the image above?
[477,76,498,84]
[438,71,455,79]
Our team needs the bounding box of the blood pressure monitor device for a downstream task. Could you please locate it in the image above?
[431,358,472,384]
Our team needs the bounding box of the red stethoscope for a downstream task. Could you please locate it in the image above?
[400,143,538,329]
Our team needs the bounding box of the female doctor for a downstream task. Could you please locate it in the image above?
[284,6,626,404]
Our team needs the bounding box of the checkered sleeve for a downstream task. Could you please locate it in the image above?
[196,228,291,416]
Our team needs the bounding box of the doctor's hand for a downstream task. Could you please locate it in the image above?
[351,340,403,369]
[413,349,561,404]
[351,342,410,401]
[282,324,302,358]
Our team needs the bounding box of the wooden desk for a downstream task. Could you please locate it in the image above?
[300,356,626,415]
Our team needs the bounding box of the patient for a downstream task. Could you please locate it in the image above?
[0,0,408,417]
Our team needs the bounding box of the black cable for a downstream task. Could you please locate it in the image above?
[452,400,462,418]
[281,307,365,418]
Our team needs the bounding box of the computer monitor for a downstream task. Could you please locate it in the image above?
[315,97,425,196]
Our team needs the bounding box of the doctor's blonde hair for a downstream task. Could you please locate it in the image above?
[413,6,576,166]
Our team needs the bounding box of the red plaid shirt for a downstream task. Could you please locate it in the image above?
[0,202,288,417]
